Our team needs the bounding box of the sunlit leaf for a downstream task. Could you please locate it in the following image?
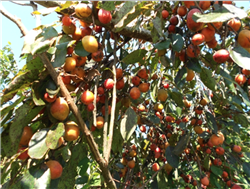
[120,107,137,141]
[229,45,250,70]
[45,123,65,149]
[121,49,147,64]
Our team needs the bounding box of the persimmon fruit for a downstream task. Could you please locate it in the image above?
[64,121,80,141]
[50,97,70,121]
[81,90,94,105]
[46,160,63,180]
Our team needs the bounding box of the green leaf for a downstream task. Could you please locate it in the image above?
[169,91,184,107]
[165,146,179,168]
[172,132,191,156]
[187,59,201,73]
[45,123,65,149]
[107,39,113,54]
[174,66,186,88]
[41,26,58,41]
[89,173,101,187]
[31,37,55,55]
[171,34,184,52]
[1,95,25,118]
[203,154,210,170]
[97,1,115,11]
[192,4,247,23]
[211,165,223,177]
[234,114,249,127]
[229,45,250,70]
[58,143,87,188]
[9,101,43,145]
[112,127,124,153]
[148,115,160,124]
[120,107,137,141]
[157,170,168,188]
[113,2,144,32]
[205,111,218,134]
[79,157,90,176]
[26,55,44,72]
[243,162,250,177]
[2,70,41,104]
[200,67,217,91]
[154,39,171,50]
[121,49,147,64]
[152,16,163,37]
[151,26,159,43]
[220,68,236,94]
[176,107,182,117]
[28,128,49,159]
[160,55,171,67]
[20,165,51,189]
[74,41,90,57]
[53,44,68,68]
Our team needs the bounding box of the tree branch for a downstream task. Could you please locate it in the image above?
[34,1,153,42]
[105,33,118,162]
[0,4,28,36]
[38,52,117,189]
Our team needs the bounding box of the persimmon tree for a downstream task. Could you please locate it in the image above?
[1,1,250,189]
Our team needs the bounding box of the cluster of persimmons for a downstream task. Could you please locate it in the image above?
[15,1,250,188]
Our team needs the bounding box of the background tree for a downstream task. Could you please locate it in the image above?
[1,1,250,189]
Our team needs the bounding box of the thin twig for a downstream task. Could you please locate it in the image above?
[105,33,118,162]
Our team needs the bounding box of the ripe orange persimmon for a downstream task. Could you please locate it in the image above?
[232,145,242,153]
[71,67,85,83]
[192,33,205,45]
[227,18,241,32]
[44,92,57,103]
[130,87,141,100]
[210,131,224,146]
[186,69,195,81]
[82,35,98,53]
[63,57,76,72]
[72,54,86,67]
[81,27,92,37]
[79,20,90,28]
[62,15,72,26]
[215,147,225,155]
[46,160,63,180]
[177,6,187,17]
[50,97,70,121]
[213,49,229,63]
[200,176,209,186]
[152,162,160,172]
[200,98,208,106]
[17,147,29,160]
[116,78,125,90]
[60,73,71,84]
[92,50,104,62]
[64,121,80,141]
[207,22,223,30]
[81,90,94,105]
[72,27,83,41]
[237,29,250,48]
[96,116,104,129]
[242,68,250,76]
[187,8,204,32]
[206,37,218,48]
[75,3,92,18]
[213,158,222,166]
[127,160,135,169]
[235,74,247,85]
[201,27,215,42]
[19,126,33,146]
[137,68,148,79]
[162,10,169,19]
[186,44,200,58]
[138,83,150,93]
[116,68,123,79]
[199,1,211,10]
[184,1,195,9]
[194,126,203,134]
